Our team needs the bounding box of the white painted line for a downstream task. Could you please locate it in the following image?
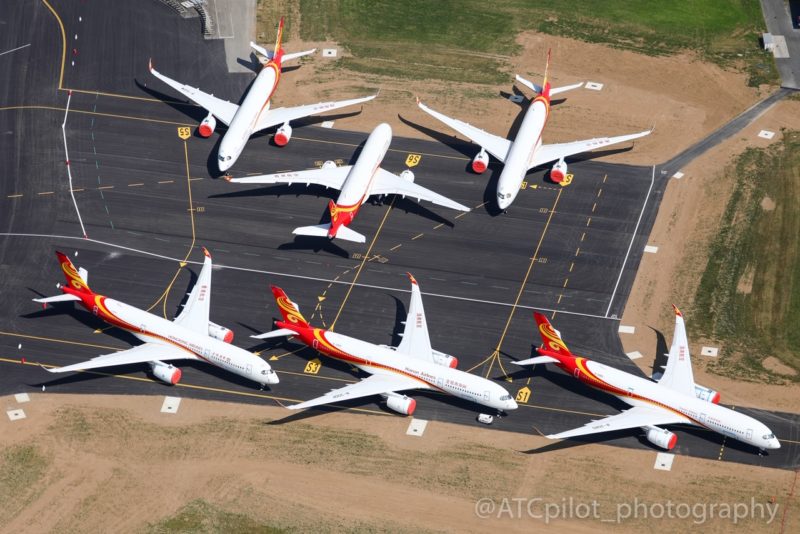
[406,418,428,436]
[672,171,684,179]
[14,393,30,403]
[644,245,659,253]
[320,120,335,129]
[508,94,524,103]
[654,452,674,471]
[61,91,87,238]
[701,347,719,357]
[758,130,775,139]
[619,325,636,334]
[7,409,26,421]
[322,48,337,57]
[0,43,31,57]
[606,166,655,317]
[626,351,643,360]
[160,396,181,414]
[585,82,604,91]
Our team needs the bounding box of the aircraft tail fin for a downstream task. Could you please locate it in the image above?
[270,286,310,329]
[272,17,285,63]
[533,312,572,356]
[54,251,93,294]
[542,48,552,98]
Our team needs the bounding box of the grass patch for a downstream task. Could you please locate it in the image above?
[256,0,777,85]
[693,130,800,381]
[148,499,286,534]
[0,445,50,526]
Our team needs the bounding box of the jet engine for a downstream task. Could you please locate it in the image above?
[431,349,458,369]
[400,170,415,183]
[322,160,337,169]
[383,392,416,415]
[149,361,182,385]
[198,113,217,138]
[274,123,293,146]
[208,321,234,343]
[472,149,489,174]
[694,383,721,404]
[550,158,567,183]
[645,426,677,450]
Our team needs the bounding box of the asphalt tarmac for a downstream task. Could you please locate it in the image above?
[0,0,797,470]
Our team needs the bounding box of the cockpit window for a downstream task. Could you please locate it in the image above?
[763,433,775,440]
[500,394,512,401]
[218,154,225,161]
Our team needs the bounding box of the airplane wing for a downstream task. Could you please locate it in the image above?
[43,342,194,374]
[529,130,651,169]
[173,248,213,333]
[369,168,470,211]
[656,305,696,397]
[149,63,238,126]
[394,274,434,361]
[548,405,690,440]
[287,373,424,410]
[417,100,511,163]
[255,94,377,133]
[226,164,352,188]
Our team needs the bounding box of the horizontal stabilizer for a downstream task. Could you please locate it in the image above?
[281,49,316,62]
[515,76,583,96]
[292,223,366,244]
[512,355,559,366]
[251,328,296,340]
[550,81,584,96]
[33,294,81,304]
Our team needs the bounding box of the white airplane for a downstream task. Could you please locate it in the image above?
[150,17,376,172]
[514,310,780,452]
[253,274,518,415]
[417,49,651,209]
[225,122,470,243]
[34,250,279,387]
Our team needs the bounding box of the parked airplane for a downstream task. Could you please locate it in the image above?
[150,17,376,172]
[225,122,470,243]
[253,274,518,415]
[417,50,651,209]
[34,250,279,387]
[513,309,780,452]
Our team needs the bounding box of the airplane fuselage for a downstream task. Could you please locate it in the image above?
[284,323,517,412]
[496,95,549,209]
[549,354,779,450]
[65,288,277,386]
[217,62,281,171]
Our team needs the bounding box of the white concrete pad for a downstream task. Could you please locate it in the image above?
[322,48,337,58]
[672,171,684,179]
[644,245,659,253]
[758,130,775,139]
[406,418,428,437]
[626,351,644,360]
[14,393,30,403]
[654,452,674,471]
[7,409,26,421]
[585,82,604,91]
[618,325,636,334]
[772,35,789,59]
[508,94,524,103]
[320,121,335,129]
[701,346,719,357]
[160,396,181,414]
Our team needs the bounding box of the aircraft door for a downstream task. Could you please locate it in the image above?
[246,364,253,376]
[746,429,753,440]
[436,376,444,389]
[483,390,490,402]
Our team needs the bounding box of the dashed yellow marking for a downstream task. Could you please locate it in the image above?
[602,174,608,184]
[575,248,580,257]
[591,202,597,213]
[563,278,569,288]
[71,188,84,192]
[433,223,444,230]
[189,177,203,181]
[454,212,466,219]
[586,217,592,227]
[128,182,144,187]
[37,191,54,195]
[7,194,22,198]
[557,293,563,304]
[580,232,586,242]
[597,188,603,198]
[411,233,424,240]
[569,262,574,273]
[98,185,114,190]
[390,244,402,251]
[158,180,174,184]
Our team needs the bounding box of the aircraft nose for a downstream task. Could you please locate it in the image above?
[770,439,781,450]
[507,399,518,410]
[265,370,279,385]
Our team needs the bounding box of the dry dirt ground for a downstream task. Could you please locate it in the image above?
[3,31,798,533]
[0,394,795,533]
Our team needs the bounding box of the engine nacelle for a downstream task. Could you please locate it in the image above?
[383,392,416,416]
[149,361,182,385]
[431,349,458,369]
[472,149,489,174]
[322,160,337,169]
[274,123,293,146]
[550,158,567,183]
[399,169,415,183]
[645,426,677,450]
[694,383,721,404]
[208,321,234,343]
[198,113,217,138]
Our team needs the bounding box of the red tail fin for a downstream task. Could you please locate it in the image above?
[327,200,343,238]
[273,17,285,63]
[541,48,552,99]
[55,251,92,294]
[271,286,309,328]
[533,312,571,356]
